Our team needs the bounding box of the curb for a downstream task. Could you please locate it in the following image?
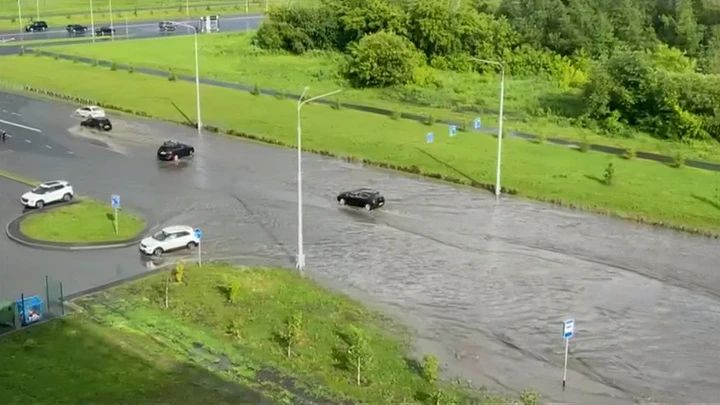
[5,200,151,251]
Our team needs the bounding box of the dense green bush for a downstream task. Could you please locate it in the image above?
[344,31,421,87]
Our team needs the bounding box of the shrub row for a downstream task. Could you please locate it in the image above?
[17,85,719,238]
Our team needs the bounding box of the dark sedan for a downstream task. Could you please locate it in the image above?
[80,117,112,131]
[95,26,116,36]
[66,24,88,34]
[157,140,194,161]
[337,188,385,211]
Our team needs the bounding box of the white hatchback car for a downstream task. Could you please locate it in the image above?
[139,225,199,256]
[73,105,106,119]
[21,180,74,209]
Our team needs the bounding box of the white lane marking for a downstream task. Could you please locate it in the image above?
[1,109,6,113]
[45,145,52,149]
[5,134,11,138]
[10,112,20,116]
[0,118,41,133]
[25,139,31,143]
[67,151,75,154]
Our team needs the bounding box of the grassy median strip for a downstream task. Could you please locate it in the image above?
[19,199,145,243]
[47,32,720,162]
[1,264,506,403]
[2,55,720,235]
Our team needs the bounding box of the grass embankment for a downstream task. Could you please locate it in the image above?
[0,264,508,403]
[2,55,720,235]
[19,199,145,243]
[48,32,720,162]
[0,3,265,32]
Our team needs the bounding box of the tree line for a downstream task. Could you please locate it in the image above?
[254,0,720,143]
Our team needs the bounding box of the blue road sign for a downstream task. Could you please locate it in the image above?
[111,194,120,209]
[194,228,203,240]
[426,132,434,144]
[563,318,575,339]
[473,117,482,129]
[449,125,457,137]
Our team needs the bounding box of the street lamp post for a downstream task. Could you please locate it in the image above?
[16,0,23,48]
[295,87,342,271]
[170,21,202,135]
[471,57,505,199]
[109,0,113,40]
[89,0,95,43]
[35,0,39,20]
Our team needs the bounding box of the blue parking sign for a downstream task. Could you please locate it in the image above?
[426,132,434,143]
[473,118,482,129]
[449,125,457,137]
[194,228,203,239]
[111,194,120,209]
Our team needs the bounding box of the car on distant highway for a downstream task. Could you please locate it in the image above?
[95,26,115,36]
[24,21,48,32]
[159,21,176,32]
[66,24,88,35]
[139,225,199,256]
[21,180,74,209]
[73,105,106,119]
[157,140,194,161]
[336,188,385,211]
[80,116,112,131]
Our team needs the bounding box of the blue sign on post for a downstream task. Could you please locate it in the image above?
[449,125,457,137]
[563,318,575,339]
[426,132,434,144]
[194,228,203,240]
[111,194,120,209]
[473,118,482,130]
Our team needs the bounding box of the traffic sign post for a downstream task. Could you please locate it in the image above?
[449,125,457,137]
[473,117,482,130]
[194,228,203,267]
[110,194,120,235]
[426,132,434,144]
[562,318,575,391]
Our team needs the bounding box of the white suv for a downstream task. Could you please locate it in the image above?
[73,105,106,119]
[139,225,199,256]
[21,180,74,209]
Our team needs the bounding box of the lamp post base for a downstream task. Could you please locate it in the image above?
[296,253,305,270]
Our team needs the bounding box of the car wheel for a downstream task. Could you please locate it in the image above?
[364,203,372,211]
[35,200,44,209]
[153,247,163,256]
[339,198,346,205]
[189,149,194,156]
[186,241,198,249]
[62,193,72,202]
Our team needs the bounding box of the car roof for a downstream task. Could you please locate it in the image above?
[161,225,194,234]
[161,139,186,146]
[38,180,69,187]
[350,188,378,194]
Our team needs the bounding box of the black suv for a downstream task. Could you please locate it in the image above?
[336,188,386,211]
[159,21,176,32]
[25,21,48,32]
[95,26,115,36]
[157,140,194,161]
[66,24,88,35]
[80,117,112,131]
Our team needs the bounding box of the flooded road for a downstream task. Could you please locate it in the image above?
[5,94,720,403]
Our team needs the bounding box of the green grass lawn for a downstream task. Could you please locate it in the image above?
[19,199,145,243]
[46,32,720,163]
[2,55,720,235]
[1,264,510,403]
[0,4,264,32]
[0,35,125,46]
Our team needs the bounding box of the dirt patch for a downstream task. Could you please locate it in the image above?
[67,116,163,154]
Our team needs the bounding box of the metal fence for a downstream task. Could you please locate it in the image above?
[0,274,66,335]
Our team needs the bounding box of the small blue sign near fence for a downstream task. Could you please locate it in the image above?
[563,318,575,339]
[194,228,203,240]
[449,125,457,137]
[473,117,482,129]
[111,194,120,209]
[426,132,434,144]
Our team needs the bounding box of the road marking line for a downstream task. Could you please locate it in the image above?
[10,112,20,116]
[1,109,6,113]
[45,145,52,148]
[5,134,11,138]
[25,139,31,143]
[0,118,41,133]
[67,151,75,154]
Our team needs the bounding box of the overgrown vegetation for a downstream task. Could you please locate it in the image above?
[0,264,519,403]
[253,0,720,145]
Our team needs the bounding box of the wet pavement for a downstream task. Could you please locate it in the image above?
[1,92,720,403]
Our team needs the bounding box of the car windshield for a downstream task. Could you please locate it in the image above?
[152,231,169,241]
[31,186,49,194]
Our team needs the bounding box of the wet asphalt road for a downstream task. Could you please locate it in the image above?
[0,14,262,53]
[1,92,720,403]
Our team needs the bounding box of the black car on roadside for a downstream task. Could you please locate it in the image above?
[25,21,48,32]
[159,21,176,32]
[66,24,88,35]
[337,188,385,211]
[80,117,112,131]
[157,140,194,161]
[95,26,115,36]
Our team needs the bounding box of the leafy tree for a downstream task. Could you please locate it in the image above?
[344,31,421,87]
[338,0,409,49]
[421,354,440,384]
[344,326,373,385]
[278,312,303,357]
